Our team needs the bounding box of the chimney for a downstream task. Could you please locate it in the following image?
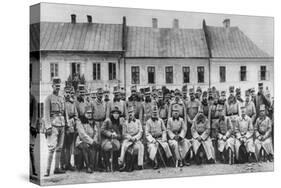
[152,18,158,28]
[173,18,179,29]
[71,14,76,24]
[87,15,92,23]
[223,18,230,28]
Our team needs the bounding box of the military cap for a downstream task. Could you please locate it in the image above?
[144,87,151,95]
[84,105,92,113]
[172,104,180,112]
[52,77,61,85]
[189,88,195,94]
[97,88,104,94]
[211,86,216,92]
[196,86,202,93]
[152,105,159,117]
[217,105,224,111]
[175,89,181,96]
[258,82,263,88]
[151,85,157,92]
[182,85,188,93]
[127,105,134,113]
[229,86,235,93]
[113,86,120,94]
[140,88,145,94]
[131,85,137,92]
[235,88,241,94]
[64,86,71,93]
[250,88,255,93]
[202,91,208,97]
[111,106,121,114]
[221,90,226,96]
[260,104,266,111]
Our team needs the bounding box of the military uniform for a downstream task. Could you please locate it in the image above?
[191,113,215,161]
[145,117,172,162]
[254,105,273,160]
[234,114,255,161]
[167,117,192,161]
[44,78,66,176]
[119,117,144,167]
[30,93,38,176]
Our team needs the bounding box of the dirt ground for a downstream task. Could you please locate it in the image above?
[31,134,274,186]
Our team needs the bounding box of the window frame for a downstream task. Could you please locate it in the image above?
[108,62,117,80]
[260,65,267,81]
[219,66,226,83]
[147,66,156,84]
[182,66,190,83]
[240,66,247,81]
[50,62,59,80]
[131,66,140,84]
[197,66,205,83]
[165,66,174,84]
[93,62,101,80]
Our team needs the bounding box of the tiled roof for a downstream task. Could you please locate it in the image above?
[30,22,123,52]
[126,26,209,58]
[205,26,270,58]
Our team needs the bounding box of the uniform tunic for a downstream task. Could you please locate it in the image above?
[167,117,191,160]
[119,119,144,166]
[100,118,122,151]
[191,115,215,160]
[158,104,169,125]
[141,102,154,126]
[254,116,273,156]
[245,101,256,123]
[214,117,235,152]
[225,100,240,132]
[235,115,255,159]
[126,100,143,120]
[76,120,99,146]
[145,118,172,160]
[65,101,78,130]
[186,99,201,139]
[44,93,66,152]
[209,104,220,138]
[106,100,127,118]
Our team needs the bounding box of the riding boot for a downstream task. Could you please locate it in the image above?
[44,151,54,177]
[30,148,37,176]
[54,151,65,174]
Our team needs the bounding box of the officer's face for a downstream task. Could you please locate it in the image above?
[112,112,120,119]
[260,110,265,117]
[241,108,246,116]
[172,111,179,118]
[115,93,120,100]
[190,93,195,100]
[259,87,263,93]
[53,84,60,93]
[245,95,250,102]
[128,111,135,119]
[97,93,103,100]
[175,94,180,101]
[230,91,234,97]
[85,111,93,119]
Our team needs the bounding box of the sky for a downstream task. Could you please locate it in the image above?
[30,2,274,56]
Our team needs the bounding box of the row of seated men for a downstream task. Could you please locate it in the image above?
[30,77,273,177]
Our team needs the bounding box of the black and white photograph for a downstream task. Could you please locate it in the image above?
[29,2,274,186]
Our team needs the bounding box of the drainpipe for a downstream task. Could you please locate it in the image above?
[202,19,212,88]
[122,16,127,96]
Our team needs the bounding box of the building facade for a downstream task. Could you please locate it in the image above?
[30,15,274,102]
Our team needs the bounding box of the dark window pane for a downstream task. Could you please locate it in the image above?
[197,66,204,83]
[260,66,266,81]
[183,66,190,83]
[220,66,226,82]
[131,66,140,84]
[148,66,155,84]
[165,66,173,84]
[240,66,247,81]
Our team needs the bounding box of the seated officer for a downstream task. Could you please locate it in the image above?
[191,107,216,165]
[75,105,99,173]
[234,106,256,163]
[101,106,122,172]
[254,104,273,162]
[215,105,235,164]
[119,106,144,172]
[145,105,172,169]
[167,106,192,167]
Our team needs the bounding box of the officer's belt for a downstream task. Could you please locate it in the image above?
[227,113,238,116]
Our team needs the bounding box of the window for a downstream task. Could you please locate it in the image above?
[93,63,101,80]
[131,66,140,84]
[197,66,204,83]
[50,63,58,80]
[240,66,247,81]
[109,62,117,80]
[260,66,267,81]
[182,66,190,83]
[147,66,155,84]
[71,62,81,76]
[219,66,226,82]
[165,66,173,84]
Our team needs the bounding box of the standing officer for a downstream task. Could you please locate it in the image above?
[127,86,143,120]
[61,88,78,171]
[186,88,201,139]
[256,83,271,116]
[44,77,66,176]
[30,89,38,176]
[145,106,172,169]
[107,86,127,122]
[168,89,187,124]
[141,87,154,126]
[244,90,256,124]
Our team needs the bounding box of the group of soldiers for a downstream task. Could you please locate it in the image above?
[29,77,274,177]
